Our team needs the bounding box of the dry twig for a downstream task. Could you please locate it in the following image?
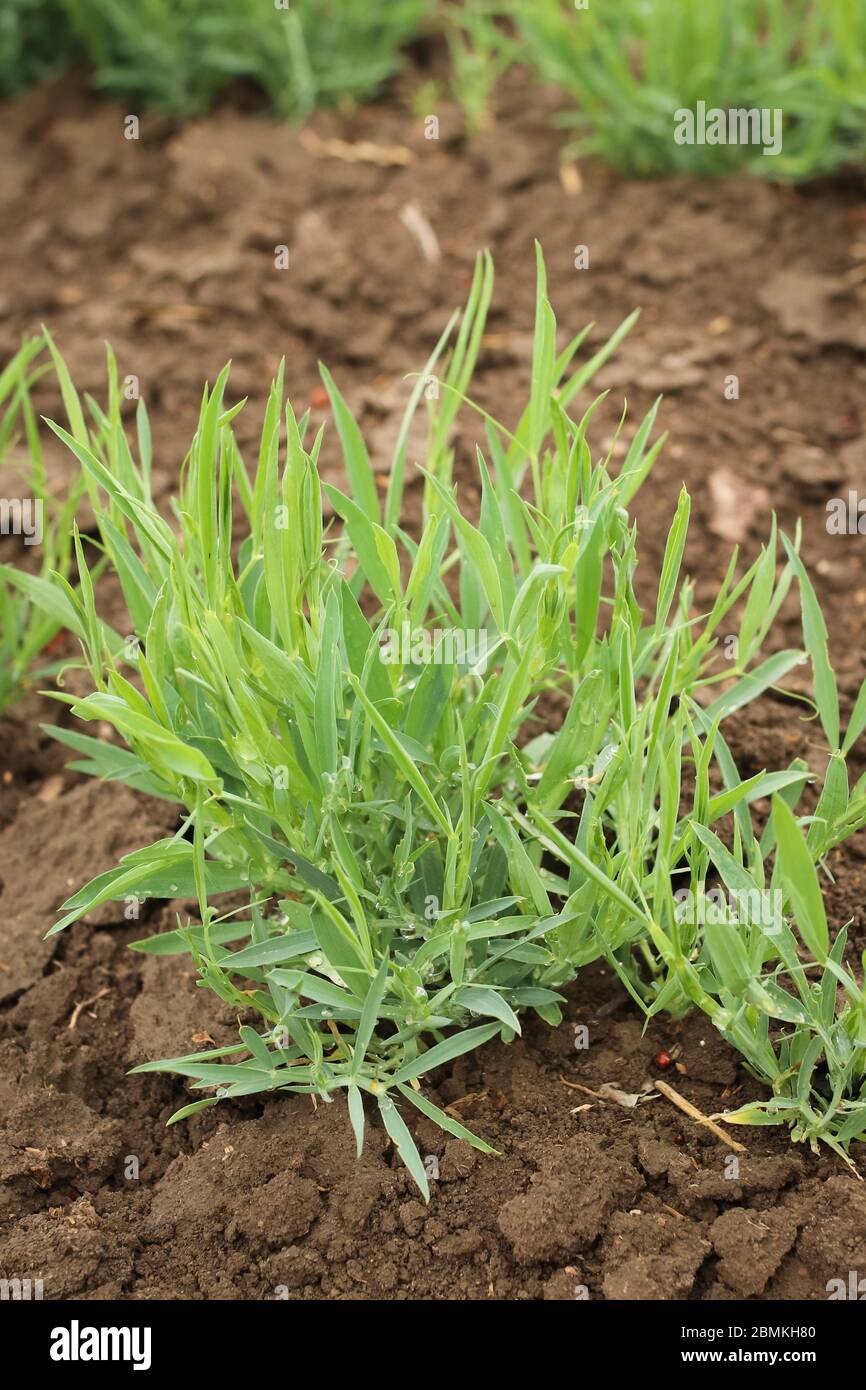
[655,1078,746,1152]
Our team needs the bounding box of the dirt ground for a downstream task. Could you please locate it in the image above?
[1,67,866,1300]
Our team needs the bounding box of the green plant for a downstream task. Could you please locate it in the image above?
[60,0,436,120]
[0,0,79,97]
[8,0,866,183]
[444,1,509,134]
[656,795,866,1158]
[0,337,84,714]
[31,249,865,1193]
[499,0,866,179]
[524,554,866,1158]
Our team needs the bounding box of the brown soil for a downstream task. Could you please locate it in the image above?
[2,68,866,1300]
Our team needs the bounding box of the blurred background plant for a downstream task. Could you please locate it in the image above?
[0,0,79,96]
[496,0,866,178]
[2,0,866,178]
[59,0,437,120]
[443,0,509,135]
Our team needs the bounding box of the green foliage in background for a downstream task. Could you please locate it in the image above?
[0,0,435,119]
[496,0,866,178]
[4,1,866,179]
[23,250,865,1189]
[0,0,80,96]
[58,0,435,120]
[444,2,510,134]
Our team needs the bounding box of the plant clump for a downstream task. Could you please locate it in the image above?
[16,248,866,1194]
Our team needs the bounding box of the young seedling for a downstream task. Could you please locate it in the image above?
[32,247,865,1191]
